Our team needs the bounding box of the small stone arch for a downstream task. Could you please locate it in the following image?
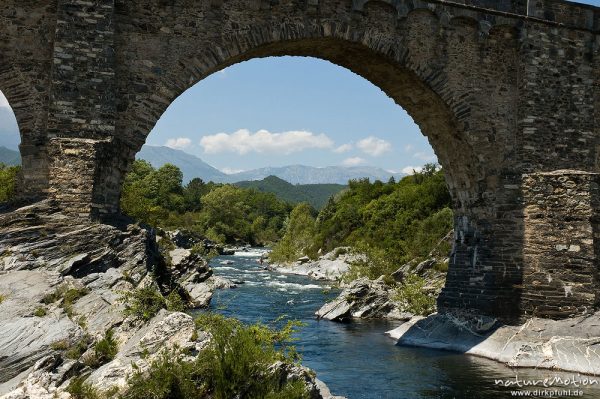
[0,64,49,200]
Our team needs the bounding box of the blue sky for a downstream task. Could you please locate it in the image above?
[1,0,599,174]
[147,56,434,174]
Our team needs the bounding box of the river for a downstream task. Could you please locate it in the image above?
[203,250,600,399]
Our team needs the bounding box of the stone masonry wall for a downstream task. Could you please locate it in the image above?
[522,171,600,319]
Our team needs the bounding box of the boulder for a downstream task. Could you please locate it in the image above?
[88,310,200,391]
[316,278,407,321]
[386,311,600,376]
[169,248,212,284]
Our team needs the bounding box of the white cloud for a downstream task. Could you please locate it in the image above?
[341,157,367,167]
[200,129,334,155]
[0,91,9,108]
[357,136,392,157]
[166,137,192,150]
[221,167,245,175]
[404,144,414,152]
[414,152,437,162]
[401,166,424,175]
[333,143,353,153]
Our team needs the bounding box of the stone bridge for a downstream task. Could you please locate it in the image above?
[1,0,599,323]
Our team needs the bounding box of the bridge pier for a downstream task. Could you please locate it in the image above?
[521,170,600,318]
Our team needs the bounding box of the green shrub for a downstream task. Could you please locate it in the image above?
[194,313,306,399]
[34,307,47,317]
[393,274,436,316]
[66,376,101,399]
[166,290,186,312]
[66,335,92,360]
[120,287,166,322]
[123,314,309,399]
[94,329,118,364]
[41,285,89,319]
[0,293,5,304]
[122,351,204,399]
[51,339,70,351]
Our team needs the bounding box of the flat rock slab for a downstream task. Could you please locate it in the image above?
[0,271,81,393]
[387,313,600,375]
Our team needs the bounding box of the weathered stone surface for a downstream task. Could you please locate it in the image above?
[169,247,212,283]
[272,248,358,281]
[316,278,409,322]
[184,276,237,308]
[87,310,198,391]
[387,311,600,376]
[0,202,162,393]
[0,271,82,390]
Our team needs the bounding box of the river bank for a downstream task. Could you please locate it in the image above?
[0,204,342,399]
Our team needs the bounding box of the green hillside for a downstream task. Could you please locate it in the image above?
[0,146,20,166]
[235,175,346,209]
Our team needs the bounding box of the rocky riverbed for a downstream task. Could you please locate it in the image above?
[0,201,341,398]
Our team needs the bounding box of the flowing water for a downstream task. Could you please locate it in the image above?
[204,250,600,399]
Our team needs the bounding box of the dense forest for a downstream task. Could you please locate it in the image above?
[235,175,346,209]
[120,160,292,245]
[270,164,453,279]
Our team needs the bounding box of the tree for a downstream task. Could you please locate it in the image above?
[270,203,317,262]
[0,164,20,203]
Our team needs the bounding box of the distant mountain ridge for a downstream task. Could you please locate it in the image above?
[137,145,404,185]
[0,146,20,166]
[235,175,346,209]
[229,164,403,185]
[136,145,229,183]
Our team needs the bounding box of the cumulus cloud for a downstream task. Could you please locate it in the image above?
[166,137,192,150]
[333,143,353,154]
[357,136,392,157]
[0,91,9,108]
[401,166,424,175]
[414,152,437,162]
[341,157,367,167]
[200,129,334,155]
[221,167,245,175]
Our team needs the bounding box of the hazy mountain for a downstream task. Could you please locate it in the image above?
[137,145,404,185]
[229,164,403,185]
[0,107,20,150]
[137,145,228,183]
[235,175,347,209]
[0,146,20,166]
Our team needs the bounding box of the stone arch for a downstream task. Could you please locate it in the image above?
[0,65,49,199]
[116,21,489,215]
[110,4,525,320]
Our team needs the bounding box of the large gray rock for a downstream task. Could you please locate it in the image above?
[184,276,237,308]
[88,310,199,392]
[169,248,212,283]
[387,312,600,375]
[272,247,360,281]
[0,270,83,393]
[316,278,409,321]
